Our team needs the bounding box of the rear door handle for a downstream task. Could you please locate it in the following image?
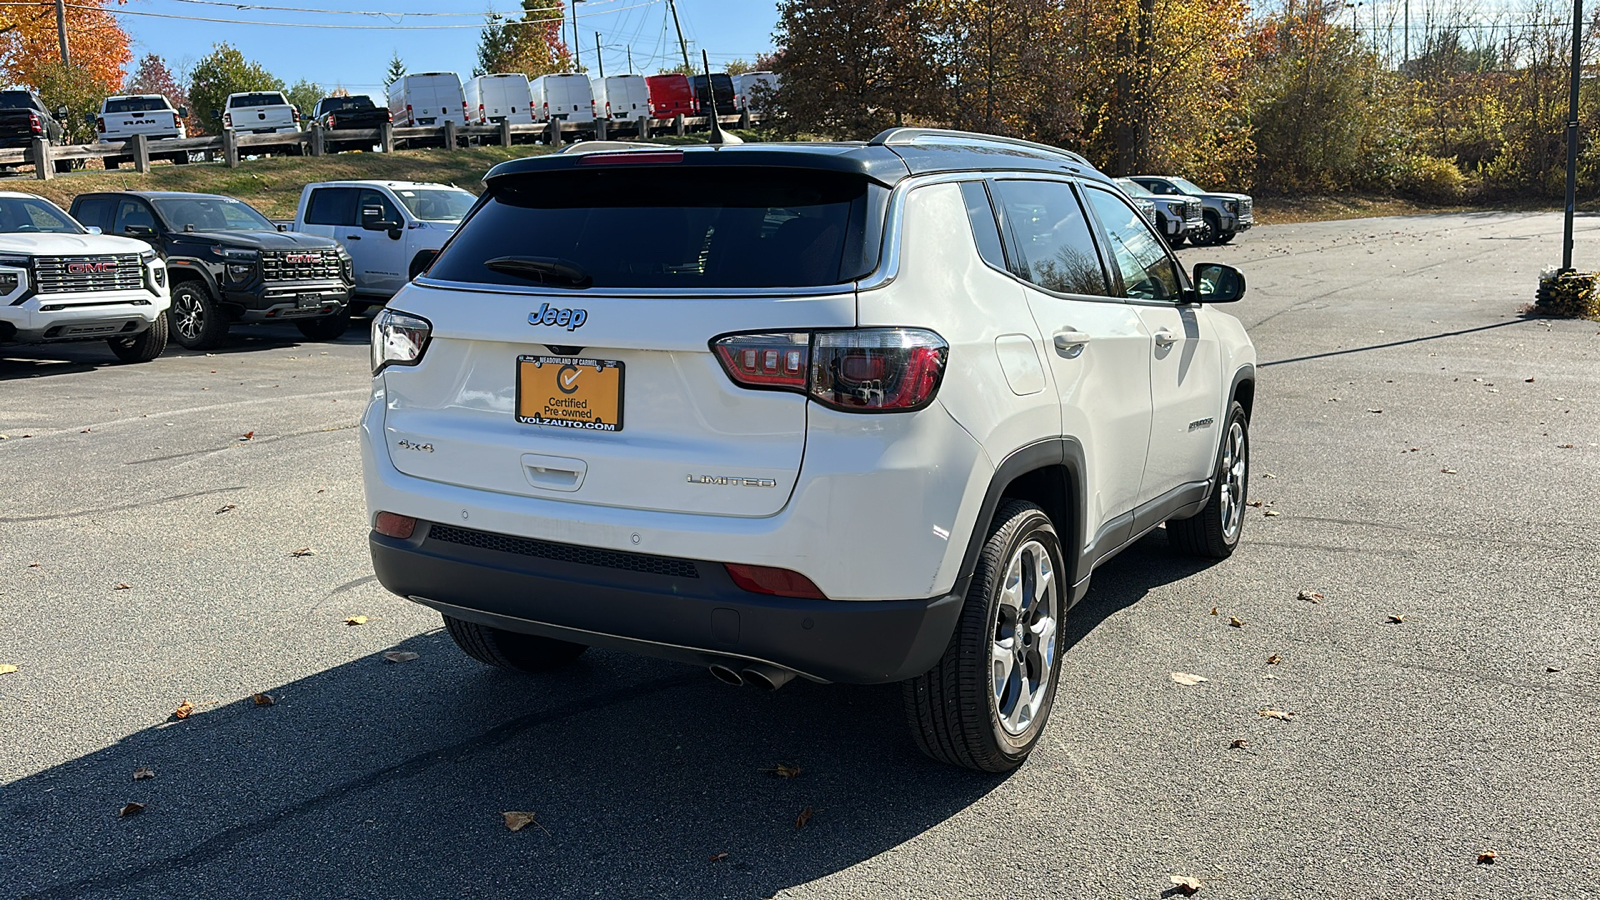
[1053,329,1092,357]
[345,234,361,240]
[1152,329,1178,347]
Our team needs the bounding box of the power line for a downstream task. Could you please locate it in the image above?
[0,0,666,30]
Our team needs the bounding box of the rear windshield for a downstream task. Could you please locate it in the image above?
[0,91,34,108]
[105,97,171,113]
[427,167,881,290]
[229,93,287,108]
[320,96,373,111]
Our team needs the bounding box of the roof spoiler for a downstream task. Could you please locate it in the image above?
[868,128,1088,167]
[554,141,674,155]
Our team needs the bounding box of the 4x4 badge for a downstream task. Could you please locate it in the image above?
[529,303,588,331]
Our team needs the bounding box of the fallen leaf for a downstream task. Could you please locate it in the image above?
[1267,654,1282,665]
[114,583,132,590]
[1263,510,1281,517]
[1558,444,1574,449]
[1258,709,1294,721]
[215,504,236,514]
[795,807,815,830]
[0,664,16,675]
[290,547,316,557]
[345,616,368,626]
[1547,666,1562,673]
[1209,606,1218,616]
[132,767,155,781]
[118,802,146,818]
[1170,672,1208,686]
[1228,617,1245,628]
[709,852,729,862]
[1441,468,1457,475]
[1387,615,1406,624]
[383,651,419,663]
[252,692,275,706]
[1298,590,1324,603]
[1246,500,1263,507]
[502,811,549,834]
[1228,739,1247,749]
[26,562,39,567]
[762,763,803,778]
[1477,850,1497,865]
[241,431,254,441]
[1262,471,1276,478]
[80,428,91,433]
[171,700,194,720]
[1525,377,1535,382]
[1366,408,1383,414]
[1170,874,1203,895]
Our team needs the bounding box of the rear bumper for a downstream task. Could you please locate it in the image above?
[370,522,963,684]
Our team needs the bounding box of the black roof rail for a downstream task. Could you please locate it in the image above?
[868,128,1091,167]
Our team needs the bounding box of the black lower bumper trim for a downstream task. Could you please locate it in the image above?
[369,522,964,684]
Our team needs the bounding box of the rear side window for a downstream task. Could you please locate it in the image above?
[427,167,881,290]
[991,180,1108,297]
[305,187,359,226]
[959,181,1007,272]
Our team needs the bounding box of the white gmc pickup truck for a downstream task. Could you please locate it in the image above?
[0,192,170,362]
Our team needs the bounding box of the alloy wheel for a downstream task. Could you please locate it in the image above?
[172,291,205,342]
[991,539,1059,737]
[1219,419,1247,541]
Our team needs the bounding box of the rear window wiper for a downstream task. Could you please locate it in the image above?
[485,256,593,289]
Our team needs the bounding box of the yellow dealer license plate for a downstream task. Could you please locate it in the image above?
[516,355,625,432]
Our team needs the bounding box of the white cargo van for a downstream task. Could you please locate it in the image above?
[465,73,533,125]
[736,71,779,112]
[590,74,649,123]
[387,73,468,127]
[530,74,595,123]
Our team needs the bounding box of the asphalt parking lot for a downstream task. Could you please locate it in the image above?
[2,211,1598,899]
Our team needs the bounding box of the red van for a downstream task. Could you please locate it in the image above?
[645,74,698,120]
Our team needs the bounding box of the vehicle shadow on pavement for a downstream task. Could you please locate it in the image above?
[5,541,1205,899]
[1062,530,1213,653]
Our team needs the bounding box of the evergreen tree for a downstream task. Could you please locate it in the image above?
[385,51,407,89]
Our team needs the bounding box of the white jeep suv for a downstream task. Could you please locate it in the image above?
[0,192,170,362]
[362,130,1256,772]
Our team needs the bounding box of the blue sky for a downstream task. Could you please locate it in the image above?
[115,0,781,96]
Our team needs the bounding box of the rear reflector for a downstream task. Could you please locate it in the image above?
[374,512,417,539]
[577,150,685,166]
[725,564,826,599]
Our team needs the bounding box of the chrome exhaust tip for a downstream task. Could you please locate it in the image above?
[708,664,744,687]
[741,664,796,691]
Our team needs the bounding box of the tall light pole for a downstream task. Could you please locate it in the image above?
[668,0,692,71]
[1563,0,1583,270]
[54,0,70,66]
[571,0,585,73]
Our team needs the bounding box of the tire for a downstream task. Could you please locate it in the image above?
[172,153,190,165]
[1197,212,1222,246]
[167,281,229,350]
[104,158,119,170]
[1214,230,1236,245]
[295,310,350,341]
[902,500,1066,773]
[107,313,168,362]
[1167,400,1249,559]
[1165,231,1185,248]
[443,615,588,673]
[53,159,72,175]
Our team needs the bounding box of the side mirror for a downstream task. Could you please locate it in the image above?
[410,249,438,279]
[211,108,222,121]
[123,224,156,238]
[178,106,189,119]
[54,105,67,120]
[85,225,103,235]
[362,217,401,233]
[1192,263,1245,304]
[276,223,289,232]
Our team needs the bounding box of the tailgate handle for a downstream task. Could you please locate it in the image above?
[522,454,586,492]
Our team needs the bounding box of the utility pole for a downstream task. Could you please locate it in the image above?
[627,47,634,74]
[54,0,70,66]
[1404,0,1410,66]
[596,31,604,78]
[1563,0,1583,270]
[668,0,691,71]
[571,0,584,73]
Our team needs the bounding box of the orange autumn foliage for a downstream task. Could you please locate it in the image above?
[0,0,131,92]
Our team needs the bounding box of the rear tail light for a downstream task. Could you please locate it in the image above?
[292,108,300,122]
[224,111,232,127]
[96,116,106,133]
[28,112,40,134]
[725,563,826,599]
[371,309,432,374]
[711,328,948,413]
[374,512,417,539]
[405,103,412,124]
[172,112,180,129]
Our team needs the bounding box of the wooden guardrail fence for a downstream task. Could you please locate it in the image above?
[1,110,763,180]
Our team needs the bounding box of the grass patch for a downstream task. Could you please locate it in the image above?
[1251,193,1475,225]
